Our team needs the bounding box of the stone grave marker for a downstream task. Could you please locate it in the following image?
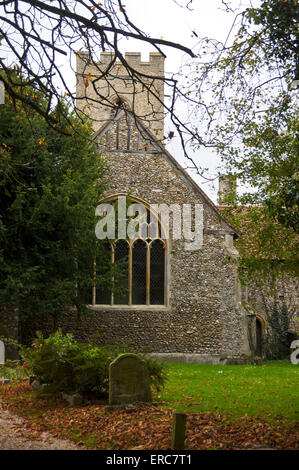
[109,353,152,405]
[0,340,5,364]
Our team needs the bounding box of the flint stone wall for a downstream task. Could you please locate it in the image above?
[247,275,298,332]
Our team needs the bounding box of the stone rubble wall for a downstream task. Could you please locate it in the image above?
[247,275,298,332]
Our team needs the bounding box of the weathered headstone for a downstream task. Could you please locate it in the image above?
[0,340,5,364]
[109,353,152,405]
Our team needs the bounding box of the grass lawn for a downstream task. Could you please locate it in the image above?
[0,360,298,449]
[158,361,298,424]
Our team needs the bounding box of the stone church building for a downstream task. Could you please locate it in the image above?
[73,51,254,364]
[3,51,296,363]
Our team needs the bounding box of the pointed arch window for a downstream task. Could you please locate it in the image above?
[92,202,167,307]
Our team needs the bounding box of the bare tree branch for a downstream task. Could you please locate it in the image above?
[0,0,200,163]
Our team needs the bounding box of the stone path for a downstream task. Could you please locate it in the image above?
[0,401,83,450]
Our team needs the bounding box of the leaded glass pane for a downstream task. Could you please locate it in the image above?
[96,242,112,304]
[150,240,165,305]
[114,240,129,304]
[132,240,147,304]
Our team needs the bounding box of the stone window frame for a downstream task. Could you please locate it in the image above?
[90,195,170,310]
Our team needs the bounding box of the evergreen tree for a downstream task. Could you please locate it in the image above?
[0,75,112,328]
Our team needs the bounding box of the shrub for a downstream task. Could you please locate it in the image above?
[0,361,29,380]
[141,358,168,393]
[20,331,167,395]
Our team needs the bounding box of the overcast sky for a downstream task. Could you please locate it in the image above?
[112,0,254,202]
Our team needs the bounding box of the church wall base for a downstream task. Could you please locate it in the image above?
[146,353,227,365]
[146,352,262,365]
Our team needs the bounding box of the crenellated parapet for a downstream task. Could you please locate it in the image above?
[76,51,165,138]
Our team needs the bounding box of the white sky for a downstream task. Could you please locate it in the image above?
[111,0,253,202]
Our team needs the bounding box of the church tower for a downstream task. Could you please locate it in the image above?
[76,51,165,140]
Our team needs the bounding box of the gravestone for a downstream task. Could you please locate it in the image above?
[109,353,152,405]
[0,340,5,364]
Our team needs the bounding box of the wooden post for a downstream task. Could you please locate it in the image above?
[171,411,187,450]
